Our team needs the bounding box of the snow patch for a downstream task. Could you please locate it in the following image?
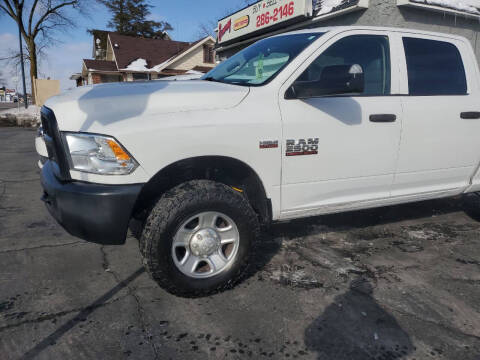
[123,58,149,72]
[0,105,41,127]
[412,0,480,14]
[316,0,345,15]
[0,104,41,116]
[158,73,203,81]
[122,57,176,72]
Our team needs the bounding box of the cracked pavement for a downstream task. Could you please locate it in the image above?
[1,127,480,359]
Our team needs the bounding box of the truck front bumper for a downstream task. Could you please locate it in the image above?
[41,161,143,244]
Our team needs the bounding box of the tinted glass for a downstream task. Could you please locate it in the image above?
[133,73,149,81]
[403,37,467,96]
[297,35,391,95]
[202,33,323,86]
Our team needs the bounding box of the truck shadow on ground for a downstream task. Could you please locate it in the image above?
[247,195,480,288]
[304,280,413,360]
[265,194,480,242]
[20,268,146,360]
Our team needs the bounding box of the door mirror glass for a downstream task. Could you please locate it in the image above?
[285,64,364,99]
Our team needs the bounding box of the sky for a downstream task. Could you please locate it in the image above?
[0,0,251,91]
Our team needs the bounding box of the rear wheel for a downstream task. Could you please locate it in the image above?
[463,192,480,221]
[141,180,260,297]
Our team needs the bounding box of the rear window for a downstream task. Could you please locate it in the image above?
[402,37,467,96]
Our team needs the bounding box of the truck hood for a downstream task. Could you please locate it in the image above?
[44,80,250,133]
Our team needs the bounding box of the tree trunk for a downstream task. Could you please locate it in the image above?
[27,39,37,105]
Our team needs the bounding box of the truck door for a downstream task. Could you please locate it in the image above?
[393,35,480,197]
[279,31,403,217]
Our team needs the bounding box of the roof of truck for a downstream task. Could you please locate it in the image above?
[276,26,469,42]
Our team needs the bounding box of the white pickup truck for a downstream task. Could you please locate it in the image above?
[37,26,480,296]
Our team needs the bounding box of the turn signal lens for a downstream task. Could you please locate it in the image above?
[107,140,131,161]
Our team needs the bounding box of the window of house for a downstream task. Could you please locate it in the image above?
[100,74,123,83]
[402,37,467,96]
[297,35,391,96]
[203,45,215,64]
[132,73,150,81]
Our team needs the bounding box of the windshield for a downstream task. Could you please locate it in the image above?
[202,33,323,86]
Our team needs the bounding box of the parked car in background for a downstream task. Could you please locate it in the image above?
[36,26,480,297]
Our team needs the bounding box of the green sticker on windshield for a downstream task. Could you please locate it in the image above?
[256,54,264,79]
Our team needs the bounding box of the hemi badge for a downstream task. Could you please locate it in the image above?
[259,140,278,149]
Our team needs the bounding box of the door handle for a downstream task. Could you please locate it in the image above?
[369,114,397,123]
[461,112,480,119]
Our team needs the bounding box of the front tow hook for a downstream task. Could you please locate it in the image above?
[41,191,53,206]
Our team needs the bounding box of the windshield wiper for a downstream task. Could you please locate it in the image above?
[203,76,221,82]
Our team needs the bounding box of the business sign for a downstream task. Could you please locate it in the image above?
[218,0,313,45]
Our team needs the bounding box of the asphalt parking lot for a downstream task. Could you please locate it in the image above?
[0,102,17,110]
[1,127,480,360]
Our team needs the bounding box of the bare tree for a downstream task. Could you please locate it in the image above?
[197,20,217,39]
[0,0,91,100]
[0,70,5,85]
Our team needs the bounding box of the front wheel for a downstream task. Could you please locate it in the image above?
[140,180,260,297]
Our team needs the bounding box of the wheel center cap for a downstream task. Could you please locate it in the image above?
[189,228,220,257]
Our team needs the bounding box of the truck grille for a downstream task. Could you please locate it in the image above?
[40,107,71,181]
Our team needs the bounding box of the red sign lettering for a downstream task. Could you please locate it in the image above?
[218,19,232,42]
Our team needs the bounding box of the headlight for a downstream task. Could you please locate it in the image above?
[63,133,138,175]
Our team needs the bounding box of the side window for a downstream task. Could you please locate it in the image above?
[297,35,391,96]
[402,37,467,96]
[203,45,215,64]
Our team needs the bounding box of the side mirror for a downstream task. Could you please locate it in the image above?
[285,64,364,99]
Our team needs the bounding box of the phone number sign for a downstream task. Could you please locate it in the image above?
[218,0,313,45]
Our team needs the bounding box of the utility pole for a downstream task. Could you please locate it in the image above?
[17,19,28,109]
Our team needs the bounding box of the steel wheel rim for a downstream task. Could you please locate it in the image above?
[171,211,240,279]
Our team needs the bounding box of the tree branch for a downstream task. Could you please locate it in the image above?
[33,1,77,37]
[28,0,40,36]
[0,0,16,18]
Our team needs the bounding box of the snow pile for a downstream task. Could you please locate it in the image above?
[123,58,149,72]
[412,0,480,14]
[0,104,41,127]
[122,57,177,72]
[158,72,203,81]
[316,0,345,15]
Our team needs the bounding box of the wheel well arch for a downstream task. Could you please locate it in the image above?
[132,156,272,225]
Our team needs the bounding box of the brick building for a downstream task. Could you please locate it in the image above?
[71,31,217,86]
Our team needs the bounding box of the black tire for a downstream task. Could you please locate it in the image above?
[463,192,480,221]
[140,180,260,297]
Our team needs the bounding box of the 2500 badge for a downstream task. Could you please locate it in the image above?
[286,138,319,156]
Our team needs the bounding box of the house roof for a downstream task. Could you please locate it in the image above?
[109,33,195,70]
[160,69,189,75]
[192,65,215,73]
[83,59,117,72]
